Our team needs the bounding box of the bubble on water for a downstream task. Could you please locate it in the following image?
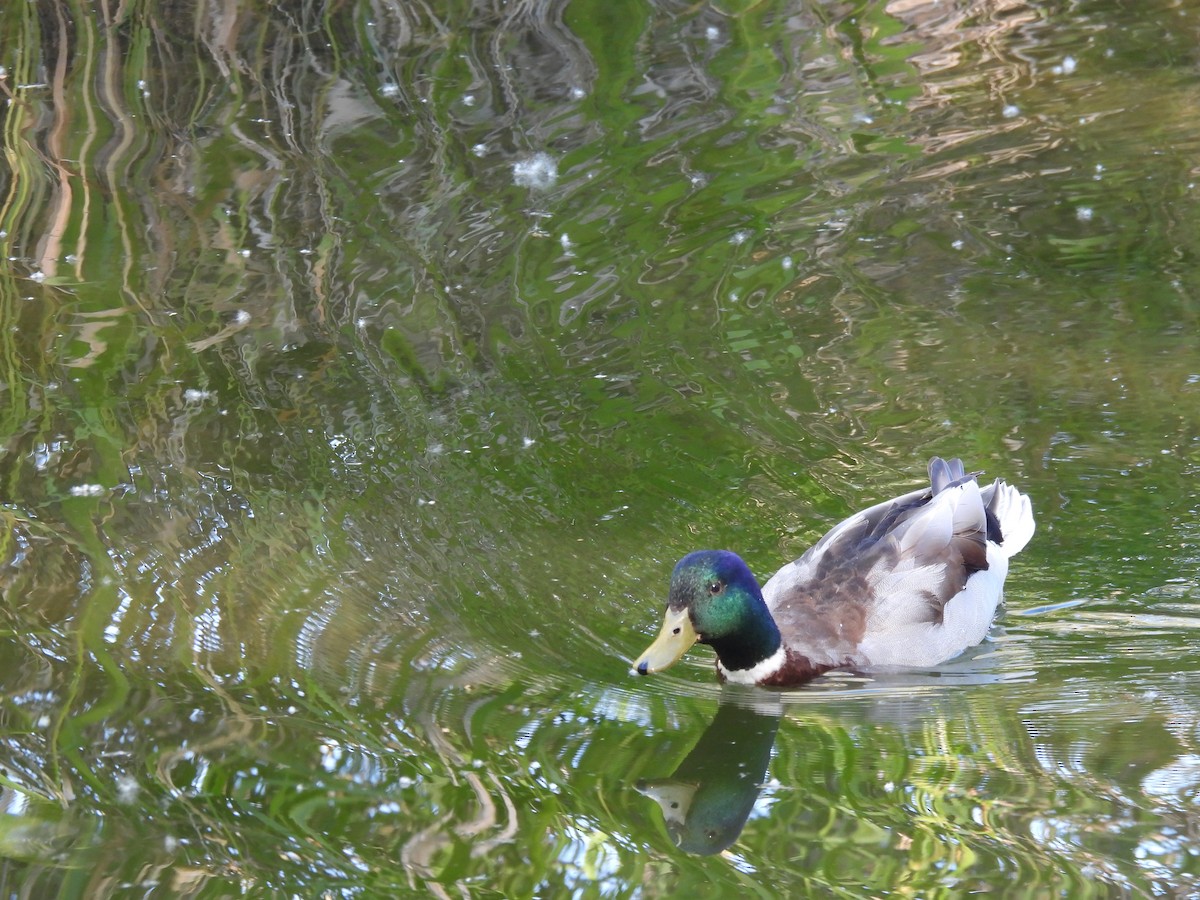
[472,143,488,157]
[1053,56,1077,75]
[183,388,212,403]
[1076,206,1094,222]
[730,229,752,246]
[512,153,558,190]
[116,774,139,804]
[782,255,794,271]
[569,86,586,100]
[705,26,720,41]
[28,271,45,283]
[319,739,344,772]
[234,309,251,325]
[951,239,965,250]
[1002,104,1020,119]
[69,484,106,497]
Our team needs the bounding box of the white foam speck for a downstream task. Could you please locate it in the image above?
[513,153,558,190]
[1076,206,1094,222]
[1002,104,1020,118]
[69,484,106,497]
[116,774,139,804]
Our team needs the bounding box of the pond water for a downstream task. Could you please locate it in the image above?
[2,0,1200,895]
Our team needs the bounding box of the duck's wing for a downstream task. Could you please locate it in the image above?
[760,458,1020,668]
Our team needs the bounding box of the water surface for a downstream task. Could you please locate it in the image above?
[2,0,1200,895]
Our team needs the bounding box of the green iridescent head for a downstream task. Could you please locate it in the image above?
[632,550,781,676]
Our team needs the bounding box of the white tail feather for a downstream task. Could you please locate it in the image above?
[988,480,1035,558]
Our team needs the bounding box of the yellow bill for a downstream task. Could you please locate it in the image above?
[631,607,697,675]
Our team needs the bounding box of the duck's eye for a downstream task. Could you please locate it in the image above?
[708,581,722,595]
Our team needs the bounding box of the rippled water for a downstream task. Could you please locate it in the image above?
[2,0,1200,895]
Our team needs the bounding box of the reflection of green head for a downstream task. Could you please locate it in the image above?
[666,774,760,855]
[638,700,780,855]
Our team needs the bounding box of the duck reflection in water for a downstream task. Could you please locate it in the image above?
[637,695,780,855]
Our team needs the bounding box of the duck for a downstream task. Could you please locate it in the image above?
[630,457,1034,687]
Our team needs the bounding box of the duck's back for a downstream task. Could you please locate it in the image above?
[760,459,1034,671]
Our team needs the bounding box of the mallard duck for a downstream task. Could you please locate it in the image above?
[631,457,1034,687]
